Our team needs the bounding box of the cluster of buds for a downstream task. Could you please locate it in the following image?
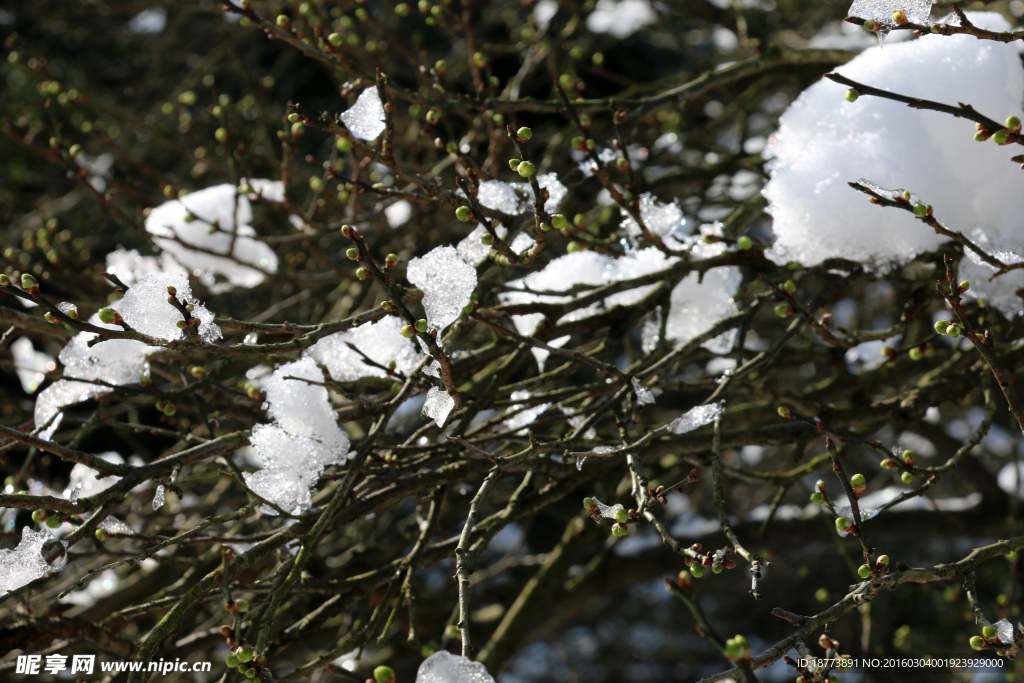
[969,625,1001,651]
[857,553,889,579]
[810,479,827,505]
[401,320,429,338]
[723,634,751,662]
[933,319,960,338]
[570,136,596,152]
[31,509,63,529]
[226,598,250,613]
[992,116,1021,146]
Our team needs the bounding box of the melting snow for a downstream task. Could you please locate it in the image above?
[415,651,496,683]
[340,87,386,141]
[406,246,477,332]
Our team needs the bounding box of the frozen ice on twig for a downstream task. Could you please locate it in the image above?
[152,485,165,510]
[847,0,933,32]
[631,377,655,406]
[11,337,55,393]
[99,516,134,535]
[415,651,496,683]
[668,402,723,434]
[306,317,420,382]
[0,527,67,594]
[145,183,280,292]
[423,387,455,428]
[406,246,477,332]
[340,87,386,141]
[587,497,625,521]
[457,224,508,265]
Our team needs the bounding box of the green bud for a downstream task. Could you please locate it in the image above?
[858,564,871,579]
[374,667,396,683]
[215,127,229,143]
[970,635,984,651]
[245,668,256,679]
[46,516,61,528]
[959,280,970,292]
[310,176,324,192]
[992,130,1009,145]
[346,247,359,260]
[933,320,950,335]
[516,160,535,177]
[416,319,428,332]
[356,267,368,280]
[782,280,797,294]
[98,308,117,324]
[401,325,414,338]
[391,382,403,393]
[0,274,8,287]
[516,126,532,140]
[836,517,852,532]
[32,509,46,523]
[68,144,82,157]
[329,32,343,46]
[946,324,960,338]
[877,554,890,566]
[850,473,866,487]
[909,347,923,361]
[455,206,471,222]
[336,137,351,152]
[508,158,522,170]
[864,19,879,31]
[583,497,595,509]
[774,304,790,318]
[21,273,37,290]
[237,646,253,663]
[737,235,752,250]
[810,492,824,505]
[226,654,240,668]
[1007,115,1022,130]
[777,406,790,417]
[712,562,723,574]
[473,52,487,67]
[567,241,582,253]
[901,472,914,485]
[611,522,627,537]
[614,508,628,523]
[395,3,411,16]
[913,203,928,217]
[551,214,568,230]
[845,89,859,103]
[481,233,494,245]
[690,563,705,578]
[235,599,250,613]
[983,625,998,638]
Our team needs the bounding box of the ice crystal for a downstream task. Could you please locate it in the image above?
[641,306,662,354]
[66,452,125,500]
[11,337,54,393]
[588,497,625,521]
[118,272,221,344]
[406,246,477,332]
[632,377,655,406]
[764,13,1023,281]
[306,318,420,382]
[668,402,723,434]
[244,359,350,515]
[0,527,67,594]
[145,183,279,292]
[340,87,386,141]
[98,517,135,535]
[152,484,165,510]
[423,387,455,428]
[475,180,523,215]
[415,651,496,683]
[457,224,508,265]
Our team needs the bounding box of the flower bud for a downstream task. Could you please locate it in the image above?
[455,206,470,222]
[226,654,240,669]
[69,144,82,157]
[969,635,984,651]
[1007,115,1022,132]
[0,274,9,287]
[845,89,859,103]
[810,492,824,504]
[508,158,522,170]
[237,646,253,663]
[32,509,46,523]
[516,127,532,140]
[946,324,960,338]
[346,248,359,260]
[95,528,108,541]
[902,450,914,464]
[892,10,908,24]
[400,325,414,338]
[737,235,752,250]
[864,19,880,31]
[309,176,324,192]
[46,516,61,528]
[374,666,396,683]
[98,308,117,324]
[356,267,368,280]
[676,570,693,589]
[425,109,440,124]
[20,273,39,294]
[416,319,428,332]
[959,280,969,292]
[724,635,750,662]
[858,564,871,578]
[876,554,889,566]
[836,517,852,532]
[616,157,630,171]
[982,625,997,639]
[516,160,535,177]
[992,130,1009,145]
[774,303,790,318]
[611,522,627,537]
[783,280,797,294]
[583,497,595,509]
[850,473,866,487]
[551,214,568,230]
[473,52,487,67]
[913,203,928,217]
[235,599,250,613]
[614,508,628,523]
[481,233,494,245]
[690,563,705,578]
[777,406,791,417]
[901,472,914,485]
[933,320,950,335]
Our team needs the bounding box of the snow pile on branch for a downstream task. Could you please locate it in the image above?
[500,245,739,355]
[119,272,221,343]
[620,193,691,248]
[470,174,567,216]
[145,183,280,292]
[306,317,420,382]
[847,0,933,32]
[406,246,477,332]
[34,273,219,439]
[106,248,186,287]
[34,304,150,439]
[457,224,508,265]
[0,527,67,595]
[340,87,386,141]
[11,337,55,393]
[415,651,496,683]
[244,358,350,515]
[764,12,1024,317]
